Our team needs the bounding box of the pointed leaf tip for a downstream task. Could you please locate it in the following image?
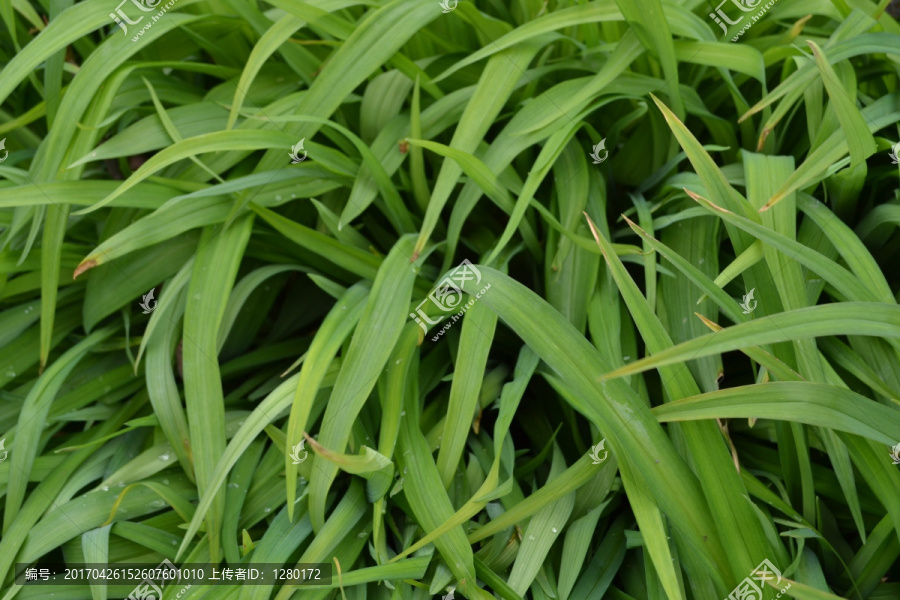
[694,312,722,332]
[621,213,646,235]
[583,212,607,256]
[684,188,731,214]
[759,195,780,212]
[73,259,97,279]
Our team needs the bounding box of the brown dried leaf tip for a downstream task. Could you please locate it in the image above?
[73,259,98,279]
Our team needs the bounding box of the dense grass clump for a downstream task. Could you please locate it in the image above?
[1,1,900,599]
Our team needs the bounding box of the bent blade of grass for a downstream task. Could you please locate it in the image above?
[286,283,370,521]
[73,101,231,164]
[372,323,419,561]
[436,299,498,488]
[141,76,224,185]
[673,40,765,82]
[182,215,254,563]
[309,444,393,507]
[307,235,419,530]
[22,478,196,564]
[103,480,197,527]
[856,204,900,246]
[602,303,900,381]
[302,557,430,589]
[144,286,194,481]
[694,314,805,385]
[0,181,169,210]
[819,337,900,402]
[806,41,876,168]
[652,382,900,446]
